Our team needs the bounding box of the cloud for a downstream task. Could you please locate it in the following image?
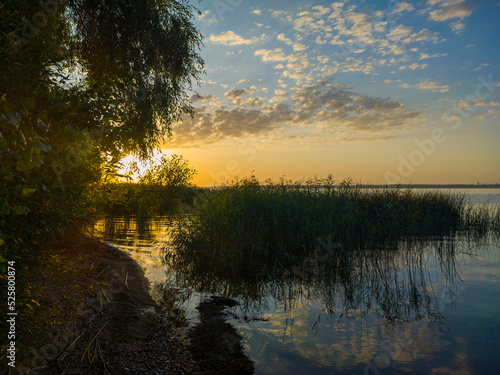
[401,80,450,92]
[277,33,293,45]
[487,109,500,118]
[427,0,475,33]
[428,0,475,21]
[388,25,413,41]
[224,88,248,99]
[403,29,442,44]
[450,20,466,32]
[208,31,265,46]
[290,80,422,132]
[458,100,500,108]
[170,81,423,147]
[197,10,217,26]
[243,97,265,106]
[189,94,215,102]
[394,2,415,13]
[399,63,428,70]
[170,104,294,147]
[418,52,448,60]
[224,88,250,105]
[255,48,308,63]
[293,43,308,51]
[269,96,288,103]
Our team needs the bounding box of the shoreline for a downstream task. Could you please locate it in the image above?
[15,235,205,374]
[13,234,254,375]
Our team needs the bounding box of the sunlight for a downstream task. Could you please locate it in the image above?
[117,149,169,181]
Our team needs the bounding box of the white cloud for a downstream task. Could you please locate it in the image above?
[487,109,500,118]
[428,0,475,21]
[401,80,450,93]
[427,0,475,33]
[277,33,293,45]
[255,48,308,63]
[399,63,429,70]
[208,31,265,46]
[224,89,249,105]
[388,25,413,41]
[394,2,415,13]
[189,94,215,102]
[197,10,217,26]
[403,28,442,44]
[293,43,308,51]
[418,52,448,60]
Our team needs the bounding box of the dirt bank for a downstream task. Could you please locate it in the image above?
[10,235,204,374]
[7,233,255,375]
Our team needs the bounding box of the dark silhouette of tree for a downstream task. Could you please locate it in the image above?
[0,0,204,253]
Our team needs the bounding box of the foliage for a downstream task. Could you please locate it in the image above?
[169,175,496,276]
[140,154,197,187]
[0,0,204,256]
[94,154,199,217]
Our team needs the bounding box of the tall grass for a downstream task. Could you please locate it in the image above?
[169,176,477,270]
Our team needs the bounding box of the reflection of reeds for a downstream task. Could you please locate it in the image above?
[165,234,462,322]
[164,176,498,322]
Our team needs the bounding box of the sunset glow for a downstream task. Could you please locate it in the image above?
[163,0,500,186]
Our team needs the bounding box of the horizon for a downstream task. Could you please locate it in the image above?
[156,0,499,187]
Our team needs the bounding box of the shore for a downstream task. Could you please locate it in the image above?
[11,234,206,374]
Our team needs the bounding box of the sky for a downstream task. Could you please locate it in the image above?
[162,0,500,186]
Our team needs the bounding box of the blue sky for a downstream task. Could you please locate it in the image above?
[165,0,500,186]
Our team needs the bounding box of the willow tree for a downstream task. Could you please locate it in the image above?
[0,0,204,253]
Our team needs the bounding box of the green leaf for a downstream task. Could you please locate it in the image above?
[16,158,35,172]
[0,238,5,247]
[2,100,16,113]
[21,97,36,111]
[13,205,29,215]
[22,188,36,197]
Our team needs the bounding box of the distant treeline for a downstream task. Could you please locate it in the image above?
[360,184,500,189]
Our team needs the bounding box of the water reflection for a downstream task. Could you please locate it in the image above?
[88,214,500,374]
[165,236,465,323]
[162,225,499,374]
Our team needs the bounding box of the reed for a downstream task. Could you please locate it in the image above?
[165,176,498,322]
[169,176,476,270]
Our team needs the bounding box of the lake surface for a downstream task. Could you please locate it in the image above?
[87,189,500,374]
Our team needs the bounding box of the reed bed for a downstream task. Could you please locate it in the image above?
[165,176,498,321]
[167,176,499,275]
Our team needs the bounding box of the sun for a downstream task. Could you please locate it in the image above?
[117,150,169,181]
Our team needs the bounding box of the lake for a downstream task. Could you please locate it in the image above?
[87,189,500,374]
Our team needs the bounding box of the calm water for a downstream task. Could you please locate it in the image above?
[87,189,500,374]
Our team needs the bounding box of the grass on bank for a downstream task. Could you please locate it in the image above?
[0,233,106,370]
[168,176,497,275]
